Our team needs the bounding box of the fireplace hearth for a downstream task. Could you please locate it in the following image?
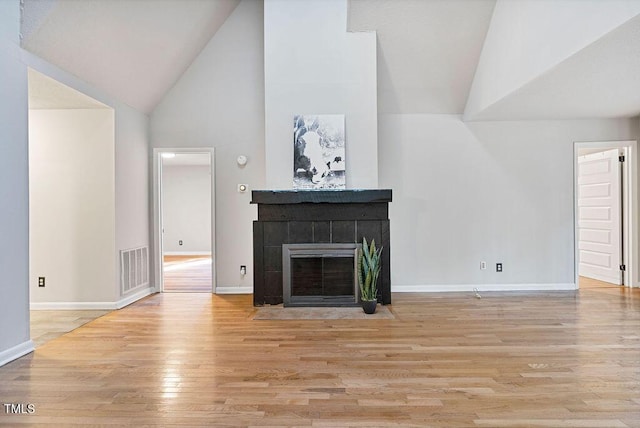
[251,190,392,306]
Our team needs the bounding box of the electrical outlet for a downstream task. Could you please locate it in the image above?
[38,277,45,287]
[179,240,183,246]
[480,261,487,270]
[496,263,503,272]
[240,265,247,275]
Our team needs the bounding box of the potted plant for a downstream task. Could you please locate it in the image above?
[357,237,383,314]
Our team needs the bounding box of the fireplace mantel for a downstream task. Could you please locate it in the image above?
[251,189,392,306]
[251,189,392,205]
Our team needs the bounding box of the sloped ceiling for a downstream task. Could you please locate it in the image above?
[349,0,640,120]
[21,0,640,121]
[466,13,640,121]
[22,0,240,114]
[348,0,496,114]
[28,67,109,110]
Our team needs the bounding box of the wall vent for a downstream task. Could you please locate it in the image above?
[120,246,149,294]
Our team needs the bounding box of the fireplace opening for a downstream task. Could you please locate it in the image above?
[283,243,360,307]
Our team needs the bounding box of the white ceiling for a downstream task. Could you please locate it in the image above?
[348,0,496,114]
[21,0,640,121]
[22,0,240,114]
[28,68,109,110]
[466,13,640,121]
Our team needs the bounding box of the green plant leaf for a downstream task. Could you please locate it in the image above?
[357,237,382,301]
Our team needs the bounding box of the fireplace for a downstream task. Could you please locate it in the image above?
[283,243,360,307]
[252,189,392,306]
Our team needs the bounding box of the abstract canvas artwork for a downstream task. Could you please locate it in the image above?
[293,114,345,189]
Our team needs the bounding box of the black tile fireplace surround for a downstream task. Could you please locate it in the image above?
[251,189,392,306]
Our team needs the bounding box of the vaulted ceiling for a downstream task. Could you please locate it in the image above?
[28,68,109,110]
[348,0,496,114]
[21,0,640,120]
[466,12,640,120]
[22,0,240,113]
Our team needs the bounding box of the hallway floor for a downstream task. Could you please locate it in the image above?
[163,255,212,292]
[30,310,111,348]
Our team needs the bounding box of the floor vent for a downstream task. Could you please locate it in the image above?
[120,246,149,294]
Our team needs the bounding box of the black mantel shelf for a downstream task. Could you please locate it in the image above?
[252,189,392,307]
[251,189,392,205]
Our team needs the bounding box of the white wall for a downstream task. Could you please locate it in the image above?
[150,0,265,290]
[29,109,116,303]
[114,103,150,298]
[264,0,377,189]
[0,0,32,365]
[162,165,212,254]
[380,114,638,291]
[465,0,640,119]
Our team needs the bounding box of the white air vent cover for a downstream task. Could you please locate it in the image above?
[120,246,149,294]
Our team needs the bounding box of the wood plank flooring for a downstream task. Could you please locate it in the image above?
[30,310,111,348]
[2,288,639,426]
[580,275,621,288]
[163,255,212,292]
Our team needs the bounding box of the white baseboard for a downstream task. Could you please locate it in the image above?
[164,251,212,256]
[206,283,578,295]
[392,283,577,293]
[0,340,34,367]
[30,287,156,310]
[116,287,155,309]
[215,286,253,294]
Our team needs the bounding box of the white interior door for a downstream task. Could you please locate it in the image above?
[578,149,622,285]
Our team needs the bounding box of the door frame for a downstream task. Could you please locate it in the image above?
[152,147,216,293]
[574,140,637,289]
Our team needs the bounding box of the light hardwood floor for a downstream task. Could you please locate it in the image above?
[163,255,212,292]
[580,275,622,289]
[2,288,639,427]
[30,310,111,348]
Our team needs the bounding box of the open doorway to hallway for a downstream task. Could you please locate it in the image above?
[155,150,215,293]
[575,140,638,290]
[27,68,116,345]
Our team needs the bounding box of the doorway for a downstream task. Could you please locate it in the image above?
[153,148,215,293]
[574,141,637,289]
[28,68,116,345]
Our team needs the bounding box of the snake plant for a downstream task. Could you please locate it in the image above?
[357,237,383,301]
